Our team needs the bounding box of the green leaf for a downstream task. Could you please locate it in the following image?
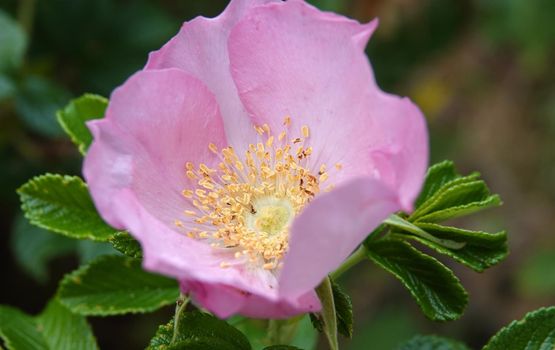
[331,280,353,338]
[483,306,555,350]
[309,279,353,339]
[415,161,459,208]
[399,223,508,272]
[263,346,303,350]
[412,179,498,222]
[109,231,142,259]
[411,172,481,220]
[18,174,117,241]
[366,239,468,321]
[0,10,27,73]
[0,301,98,350]
[57,94,108,154]
[10,213,76,282]
[314,277,338,350]
[416,193,501,223]
[0,305,48,350]
[148,311,251,350]
[58,255,179,316]
[15,76,71,137]
[36,300,98,350]
[397,335,470,350]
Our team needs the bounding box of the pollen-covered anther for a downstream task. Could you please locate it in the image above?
[178,119,340,271]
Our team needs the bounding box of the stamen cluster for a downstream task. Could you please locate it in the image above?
[176,118,340,271]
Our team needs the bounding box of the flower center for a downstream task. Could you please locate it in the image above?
[175,117,341,271]
[247,197,294,235]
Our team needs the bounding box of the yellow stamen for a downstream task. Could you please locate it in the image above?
[179,122,341,271]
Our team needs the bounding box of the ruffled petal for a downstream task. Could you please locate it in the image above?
[279,177,400,298]
[181,279,320,319]
[84,68,227,228]
[145,0,279,152]
[84,69,280,298]
[229,0,428,211]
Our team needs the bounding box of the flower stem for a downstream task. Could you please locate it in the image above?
[171,294,189,345]
[267,315,303,345]
[330,245,368,280]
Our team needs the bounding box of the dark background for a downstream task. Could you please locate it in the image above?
[1,0,554,349]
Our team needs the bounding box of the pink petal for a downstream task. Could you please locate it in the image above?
[145,0,278,152]
[84,69,277,297]
[181,279,320,319]
[279,177,400,299]
[228,0,428,211]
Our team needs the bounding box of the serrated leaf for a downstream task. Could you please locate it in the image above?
[0,305,48,350]
[483,306,555,350]
[0,300,98,350]
[57,94,108,154]
[397,335,470,350]
[415,161,459,208]
[147,311,251,350]
[416,194,501,223]
[311,279,353,339]
[18,174,117,241]
[58,255,179,316]
[366,239,468,321]
[36,300,98,350]
[399,223,508,272]
[331,280,353,338]
[411,179,493,221]
[15,76,71,137]
[109,231,142,259]
[10,214,76,282]
[315,277,338,350]
[0,10,27,73]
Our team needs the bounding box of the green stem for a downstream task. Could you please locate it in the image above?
[18,0,36,35]
[330,245,368,280]
[267,316,303,345]
[171,294,189,345]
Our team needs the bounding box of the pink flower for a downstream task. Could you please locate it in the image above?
[84,0,428,319]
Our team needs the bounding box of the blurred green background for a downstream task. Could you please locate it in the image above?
[1,0,554,349]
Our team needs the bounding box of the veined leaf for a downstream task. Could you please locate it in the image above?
[0,300,98,350]
[483,306,555,350]
[411,179,494,222]
[109,231,142,259]
[314,277,338,350]
[397,335,469,350]
[0,305,47,350]
[366,239,468,321]
[36,300,98,350]
[57,94,108,154]
[310,279,353,338]
[147,311,251,350]
[415,160,459,208]
[416,194,501,223]
[18,174,116,241]
[57,255,178,316]
[399,223,508,272]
